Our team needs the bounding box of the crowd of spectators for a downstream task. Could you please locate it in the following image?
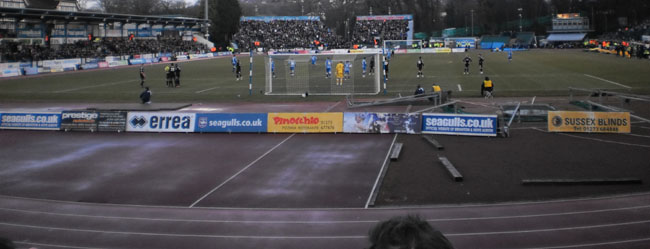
[0,37,208,62]
[351,20,409,46]
[599,20,650,42]
[232,20,347,51]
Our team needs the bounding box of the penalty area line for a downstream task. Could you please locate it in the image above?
[195,86,219,94]
[584,74,632,89]
[54,79,136,93]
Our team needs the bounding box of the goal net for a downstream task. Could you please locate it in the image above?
[265,53,381,95]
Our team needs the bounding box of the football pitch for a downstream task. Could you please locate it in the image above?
[1,49,649,103]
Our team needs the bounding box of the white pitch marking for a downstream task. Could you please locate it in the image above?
[532,128,650,148]
[54,79,136,93]
[195,86,220,94]
[365,134,398,209]
[584,74,632,89]
[189,134,296,208]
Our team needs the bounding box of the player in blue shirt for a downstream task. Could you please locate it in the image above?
[289,58,296,77]
[231,55,237,73]
[311,55,317,65]
[508,50,513,62]
[270,58,276,78]
[344,61,351,79]
[325,58,332,79]
[383,57,390,80]
[362,57,367,78]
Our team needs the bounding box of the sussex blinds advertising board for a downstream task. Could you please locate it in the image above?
[422,113,497,137]
[267,113,343,133]
[195,113,267,133]
[0,112,61,130]
[127,112,195,132]
[343,113,421,134]
[548,111,630,133]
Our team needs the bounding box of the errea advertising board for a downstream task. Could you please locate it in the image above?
[548,111,630,133]
[127,112,195,132]
[267,113,343,133]
[422,113,497,137]
[0,112,61,130]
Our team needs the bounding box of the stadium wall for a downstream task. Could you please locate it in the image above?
[0,110,510,137]
[1,109,631,135]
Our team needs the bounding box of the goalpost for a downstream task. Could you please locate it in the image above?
[265,53,382,95]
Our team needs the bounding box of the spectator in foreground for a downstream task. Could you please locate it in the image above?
[414,84,425,95]
[368,215,454,249]
[0,237,15,249]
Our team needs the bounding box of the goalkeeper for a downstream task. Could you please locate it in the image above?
[336,61,344,86]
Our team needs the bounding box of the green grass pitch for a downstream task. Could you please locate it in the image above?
[1,49,648,103]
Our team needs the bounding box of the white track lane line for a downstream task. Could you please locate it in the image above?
[625,133,650,139]
[522,238,650,249]
[15,242,102,249]
[0,221,366,239]
[2,204,650,224]
[189,134,296,208]
[53,79,136,93]
[4,219,650,239]
[584,74,632,89]
[446,220,650,237]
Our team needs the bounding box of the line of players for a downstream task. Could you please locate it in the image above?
[262,51,505,85]
[229,51,506,96]
[267,55,382,86]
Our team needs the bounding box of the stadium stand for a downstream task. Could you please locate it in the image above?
[600,19,650,42]
[232,16,347,51]
[479,35,510,50]
[0,37,208,62]
[514,32,536,48]
[351,19,410,46]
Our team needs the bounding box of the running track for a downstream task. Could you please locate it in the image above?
[1,193,649,249]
